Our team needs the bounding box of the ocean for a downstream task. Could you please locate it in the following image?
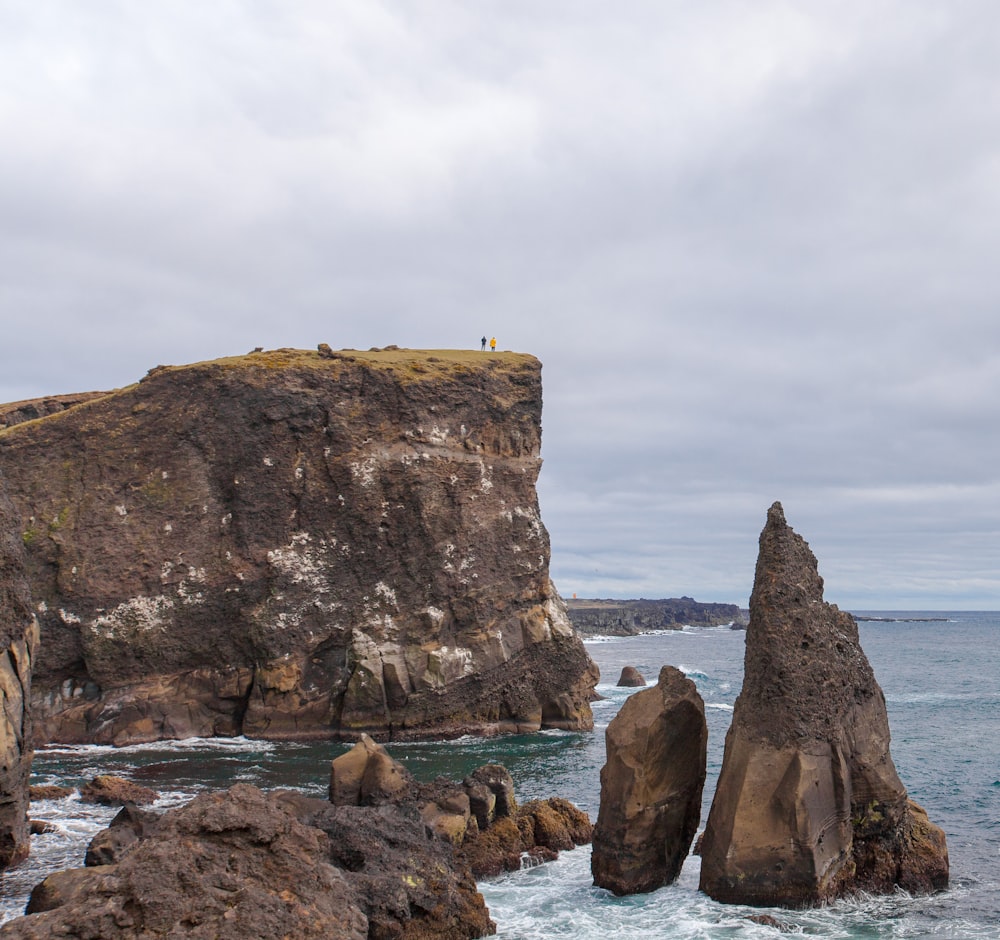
[2,612,997,938]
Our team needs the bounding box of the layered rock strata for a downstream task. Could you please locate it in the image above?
[699,502,949,906]
[0,473,38,869]
[0,348,598,745]
[591,665,707,895]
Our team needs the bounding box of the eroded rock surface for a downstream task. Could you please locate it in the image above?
[0,348,597,745]
[616,666,646,687]
[591,665,707,895]
[699,502,948,907]
[330,736,592,878]
[0,472,38,870]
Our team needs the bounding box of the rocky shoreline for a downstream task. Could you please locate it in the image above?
[0,349,951,935]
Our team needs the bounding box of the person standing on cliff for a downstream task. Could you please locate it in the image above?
[490,336,497,352]
[481,336,487,350]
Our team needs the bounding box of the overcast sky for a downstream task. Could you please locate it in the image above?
[3,2,999,610]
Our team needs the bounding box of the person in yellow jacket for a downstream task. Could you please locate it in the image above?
[489,337,497,352]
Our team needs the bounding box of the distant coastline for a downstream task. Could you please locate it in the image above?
[565,597,745,635]
[852,615,950,623]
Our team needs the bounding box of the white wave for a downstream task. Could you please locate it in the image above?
[38,736,279,757]
[705,703,734,712]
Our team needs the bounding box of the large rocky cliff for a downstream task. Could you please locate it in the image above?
[0,472,37,869]
[0,347,598,746]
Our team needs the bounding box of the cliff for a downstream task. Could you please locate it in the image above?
[565,597,743,635]
[0,347,598,746]
[0,471,38,869]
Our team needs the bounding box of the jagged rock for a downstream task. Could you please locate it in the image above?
[10,785,370,939]
[591,665,707,895]
[85,804,162,866]
[4,783,497,940]
[79,775,158,806]
[28,821,56,835]
[0,348,598,746]
[316,343,335,358]
[329,733,414,806]
[699,502,949,907]
[327,737,589,882]
[0,472,38,870]
[616,665,646,687]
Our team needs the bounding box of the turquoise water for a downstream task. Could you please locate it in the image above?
[2,613,998,938]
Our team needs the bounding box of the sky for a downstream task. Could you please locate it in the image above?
[2,2,999,610]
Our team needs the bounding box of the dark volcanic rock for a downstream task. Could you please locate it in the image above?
[616,665,647,687]
[0,471,38,870]
[7,784,371,939]
[699,502,949,907]
[591,665,707,895]
[0,348,597,745]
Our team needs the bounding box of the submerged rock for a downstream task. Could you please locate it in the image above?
[591,665,707,895]
[0,348,598,745]
[0,472,38,870]
[699,502,949,907]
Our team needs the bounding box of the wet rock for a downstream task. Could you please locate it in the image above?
[0,349,597,746]
[27,786,72,802]
[591,665,707,895]
[616,665,647,687]
[79,776,158,807]
[699,502,949,907]
[85,804,162,866]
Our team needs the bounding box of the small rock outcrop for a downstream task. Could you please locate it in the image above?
[0,348,598,745]
[329,736,592,878]
[591,665,707,895]
[699,502,949,907]
[0,472,38,870]
[616,666,646,687]
[79,775,158,807]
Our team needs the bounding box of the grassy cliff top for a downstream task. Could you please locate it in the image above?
[0,347,539,437]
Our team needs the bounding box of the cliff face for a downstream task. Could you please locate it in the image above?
[0,471,38,869]
[0,347,597,746]
[699,502,948,906]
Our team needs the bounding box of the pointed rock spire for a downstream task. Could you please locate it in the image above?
[699,502,948,906]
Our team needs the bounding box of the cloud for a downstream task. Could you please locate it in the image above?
[2,1,999,608]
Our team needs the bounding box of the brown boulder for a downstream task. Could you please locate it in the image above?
[616,665,647,687]
[79,775,158,807]
[591,664,707,895]
[699,502,948,906]
[329,733,414,806]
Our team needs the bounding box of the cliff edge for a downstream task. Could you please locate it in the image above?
[0,347,598,745]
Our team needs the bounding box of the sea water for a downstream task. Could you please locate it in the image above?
[2,613,998,938]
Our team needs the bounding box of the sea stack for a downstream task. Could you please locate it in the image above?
[0,348,598,746]
[0,472,38,869]
[591,665,707,895]
[699,502,949,906]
